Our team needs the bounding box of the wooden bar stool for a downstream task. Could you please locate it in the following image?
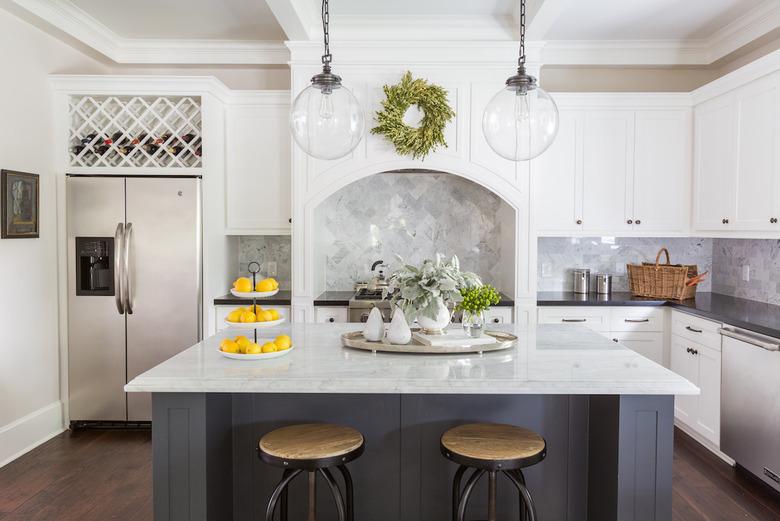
[258,423,364,521]
[441,423,546,521]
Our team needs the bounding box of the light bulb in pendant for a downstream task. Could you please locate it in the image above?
[319,92,335,120]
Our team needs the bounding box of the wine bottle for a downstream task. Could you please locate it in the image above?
[180,132,196,143]
[81,132,98,145]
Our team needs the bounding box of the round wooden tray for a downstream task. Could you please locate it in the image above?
[341,330,517,354]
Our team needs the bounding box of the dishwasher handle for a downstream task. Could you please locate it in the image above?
[719,327,780,352]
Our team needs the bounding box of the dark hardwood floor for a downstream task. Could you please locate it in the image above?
[0,427,778,520]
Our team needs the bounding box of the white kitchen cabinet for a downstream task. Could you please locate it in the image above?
[483,307,514,325]
[670,337,700,425]
[537,306,611,332]
[612,332,664,366]
[225,95,291,235]
[733,74,780,231]
[534,104,690,235]
[581,111,634,233]
[694,95,736,231]
[632,111,690,232]
[314,307,348,324]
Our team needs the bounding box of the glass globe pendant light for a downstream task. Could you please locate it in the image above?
[290,0,364,160]
[482,0,558,161]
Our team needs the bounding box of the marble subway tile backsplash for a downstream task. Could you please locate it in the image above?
[538,237,714,292]
[712,239,780,305]
[237,236,292,289]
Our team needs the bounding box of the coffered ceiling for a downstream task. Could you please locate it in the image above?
[6,0,780,66]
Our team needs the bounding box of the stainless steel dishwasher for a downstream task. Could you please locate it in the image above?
[720,325,780,493]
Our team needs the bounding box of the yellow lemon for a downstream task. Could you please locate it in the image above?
[260,310,274,322]
[234,335,248,343]
[249,304,263,315]
[270,278,279,289]
[274,335,291,350]
[256,279,275,292]
[220,339,239,353]
[235,337,251,353]
[233,277,253,293]
[227,309,243,322]
[245,342,262,354]
[239,311,256,323]
[261,342,278,353]
[268,309,280,321]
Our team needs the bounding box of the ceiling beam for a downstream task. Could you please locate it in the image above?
[265,0,320,41]
[525,0,570,41]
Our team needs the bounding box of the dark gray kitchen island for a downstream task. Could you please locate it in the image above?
[126,323,697,521]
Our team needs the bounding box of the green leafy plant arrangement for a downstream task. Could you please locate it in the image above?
[456,285,501,313]
[384,254,481,321]
[371,71,456,159]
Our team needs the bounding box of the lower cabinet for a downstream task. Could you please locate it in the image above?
[610,332,664,366]
[670,335,722,446]
[314,307,349,324]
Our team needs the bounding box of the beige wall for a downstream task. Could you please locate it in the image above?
[105,64,291,90]
[541,66,718,92]
[0,7,110,461]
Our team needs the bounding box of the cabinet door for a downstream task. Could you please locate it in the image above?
[694,95,736,230]
[733,75,780,231]
[533,110,582,232]
[695,344,721,446]
[315,307,348,324]
[633,110,690,232]
[613,332,664,366]
[581,111,634,232]
[670,336,699,425]
[225,102,291,234]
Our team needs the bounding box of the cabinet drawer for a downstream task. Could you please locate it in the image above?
[610,307,664,332]
[672,310,722,350]
[315,307,348,324]
[484,307,514,325]
[612,331,664,365]
[537,307,610,332]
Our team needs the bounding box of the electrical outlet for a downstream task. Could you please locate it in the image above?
[742,264,750,282]
[616,263,626,275]
[541,262,552,277]
[266,261,278,277]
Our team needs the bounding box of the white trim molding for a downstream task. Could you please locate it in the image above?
[691,47,780,104]
[0,402,64,468]
[11,0,289,64]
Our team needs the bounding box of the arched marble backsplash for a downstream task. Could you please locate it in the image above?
[312,171,516,291]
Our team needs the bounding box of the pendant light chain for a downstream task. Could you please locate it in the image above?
[321,0,332,68]
[518,0,526,69]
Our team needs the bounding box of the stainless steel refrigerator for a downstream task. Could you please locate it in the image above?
[67,175,202,423]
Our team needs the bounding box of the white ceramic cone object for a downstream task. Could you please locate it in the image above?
[362,307,385,342]
[387,306,412,344]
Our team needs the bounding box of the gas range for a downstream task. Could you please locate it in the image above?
[348,288,392,322]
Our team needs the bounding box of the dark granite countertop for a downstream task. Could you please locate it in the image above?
[313,291,516,307]
[538,291,780,339]
[214,291,292,306]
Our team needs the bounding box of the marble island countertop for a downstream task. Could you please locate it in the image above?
[126,323,698,395]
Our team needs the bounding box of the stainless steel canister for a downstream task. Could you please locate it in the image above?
[595,273,613,295]
[573,268,590,294]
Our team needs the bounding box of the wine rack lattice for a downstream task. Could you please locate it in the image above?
[68,95,203,168]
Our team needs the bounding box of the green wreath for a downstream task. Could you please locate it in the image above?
[371,72,455,159]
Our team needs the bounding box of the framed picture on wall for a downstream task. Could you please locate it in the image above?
[1,170,39,239]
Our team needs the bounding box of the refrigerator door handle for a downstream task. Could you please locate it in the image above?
[114,222,125,315]
[124,222,134,315]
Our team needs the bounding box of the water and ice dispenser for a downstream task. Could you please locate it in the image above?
[75,237,114,296]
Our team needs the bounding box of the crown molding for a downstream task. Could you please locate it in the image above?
[704,0,780,63]
[691,47,780,104]
[11,0,289,64]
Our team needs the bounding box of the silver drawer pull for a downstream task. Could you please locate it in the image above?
[719,327,780,351]
[562,318,587,323]
[685,326,702,333]
[625,318,650,323]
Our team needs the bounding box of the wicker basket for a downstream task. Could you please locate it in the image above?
[627,248,698,300]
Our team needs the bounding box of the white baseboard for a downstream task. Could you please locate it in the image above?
[674,419,735,465]
[0,401,65,468]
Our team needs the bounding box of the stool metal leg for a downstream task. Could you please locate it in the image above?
[337,465,354,521]
[503,470,538,521]
[280,469,292,521]
[508,470,527,521]
[456,469,485,521]
[319,468,347,521]
[307,471,317,521]
[488,471,497,521]
[451,465,468,521]
[266,469,302,521]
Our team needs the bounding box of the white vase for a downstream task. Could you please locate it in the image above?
[362,307,385,342]
[416,297,451,335]
[387,306,412,344]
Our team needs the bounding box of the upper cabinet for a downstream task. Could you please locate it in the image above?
[694,71,780,234]
[225,96,291,235]
[534,100,691,235]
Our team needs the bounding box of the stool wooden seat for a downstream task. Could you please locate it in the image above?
[441,423,546,521]
[441,423,546,470]
[258,423,364,521]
